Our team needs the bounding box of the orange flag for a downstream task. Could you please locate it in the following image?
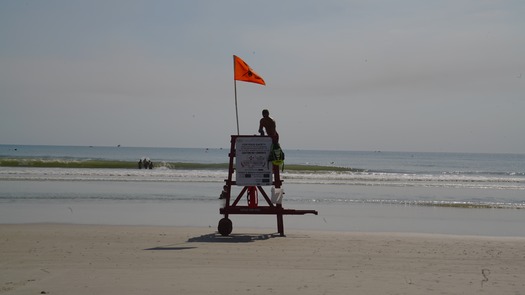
[233,55,266,85]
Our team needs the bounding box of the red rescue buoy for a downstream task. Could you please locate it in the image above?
[247,186,258,208]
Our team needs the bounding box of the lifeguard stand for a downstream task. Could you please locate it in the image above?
[218,135,318,236]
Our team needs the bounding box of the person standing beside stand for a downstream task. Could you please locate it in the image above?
[258,109,285,196]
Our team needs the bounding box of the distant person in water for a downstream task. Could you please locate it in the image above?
[258,109,279,144]
[138,158,153,169]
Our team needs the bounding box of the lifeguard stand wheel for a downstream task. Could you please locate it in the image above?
[218,217,233,236]
[218,135,317,237]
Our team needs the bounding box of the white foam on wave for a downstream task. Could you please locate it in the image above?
[1,167,524,190]
[282,171,525,190]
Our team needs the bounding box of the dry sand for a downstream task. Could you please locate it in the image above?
[1,224,524,295]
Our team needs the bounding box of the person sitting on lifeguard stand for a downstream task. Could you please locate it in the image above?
[258,109,279,144]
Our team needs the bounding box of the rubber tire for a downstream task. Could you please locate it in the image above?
[218,217,233,236]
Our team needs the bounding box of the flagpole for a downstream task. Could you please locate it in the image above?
[234,80,240,135]
[233,55,240,135]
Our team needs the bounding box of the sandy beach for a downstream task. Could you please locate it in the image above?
[1,224,524,295]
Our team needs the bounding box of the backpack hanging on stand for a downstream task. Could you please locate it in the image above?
[268,143,285,171]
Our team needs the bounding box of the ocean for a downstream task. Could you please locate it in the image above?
[1,144,524,236]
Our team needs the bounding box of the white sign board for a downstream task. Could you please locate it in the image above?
[235,137,272,186]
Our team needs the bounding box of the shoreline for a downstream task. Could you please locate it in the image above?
[2,224,525,294]
[2,198,525,237]
[3,222,525,240]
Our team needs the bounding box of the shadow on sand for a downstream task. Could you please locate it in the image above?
[144,246,198,251]
[187,232,281,243]
[144,232,280,250]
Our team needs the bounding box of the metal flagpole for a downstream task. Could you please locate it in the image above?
[233,56,240,135]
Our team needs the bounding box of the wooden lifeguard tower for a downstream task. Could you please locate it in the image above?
[218,135,318,236]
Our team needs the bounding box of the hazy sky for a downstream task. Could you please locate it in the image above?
[1,1,524,153]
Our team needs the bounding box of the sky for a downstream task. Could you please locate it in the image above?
[1,0,524,153]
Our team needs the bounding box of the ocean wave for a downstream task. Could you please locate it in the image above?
[0,158,208,169]
[304,198,525,209]
[0,167,226,182]
[0,158,355,172]
[1,167,524,190]
[1,189,523,209]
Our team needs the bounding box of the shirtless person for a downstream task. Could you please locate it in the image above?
[258,109,279,144]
